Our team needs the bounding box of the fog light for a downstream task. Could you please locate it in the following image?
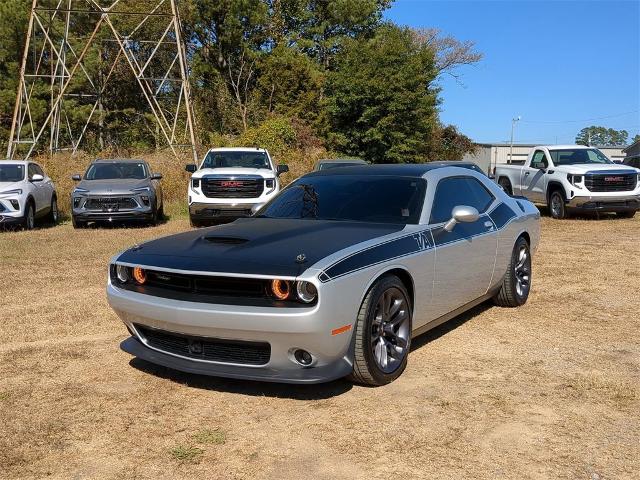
[116,265,130,283]
[133,267,147,284]
[296,281,317,303]
[294,349,313,366]
[271,279,291,300]
[73,197,81,208]
[10,200,19,210]
[141,196,150,206]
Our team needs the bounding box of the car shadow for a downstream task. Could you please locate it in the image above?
[128,358,353,400]
[536,206,627,220]
[410,301,493,352]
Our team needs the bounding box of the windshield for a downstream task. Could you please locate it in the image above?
[549,149,613,166]
[258,175,426,224]
[85,162,147,180]
[0,164,25,182]
[202,151,271,169]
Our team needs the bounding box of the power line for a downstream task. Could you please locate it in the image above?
[519,110,639,125]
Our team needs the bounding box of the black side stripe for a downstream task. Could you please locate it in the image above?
[319,202,518,282]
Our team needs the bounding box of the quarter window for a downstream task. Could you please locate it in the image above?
[430,176,495,224]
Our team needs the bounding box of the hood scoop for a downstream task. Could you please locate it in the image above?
[203,235,249,245]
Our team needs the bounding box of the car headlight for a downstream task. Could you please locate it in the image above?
[131,186,151,193]
[192,178,200,189]
[567,174,584,188]
[265,178,275,193]
[296,281,318,304]
[73,187,88,194]
[270,279,291,300]
[0,189,22,195]
[116,265,130,283]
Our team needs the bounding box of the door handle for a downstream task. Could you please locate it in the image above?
[524,172,530,176]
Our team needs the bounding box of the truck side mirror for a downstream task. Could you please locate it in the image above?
[185,164,197,173]
[444,205,480,232]
[72,174,82,181]
[277,164,289,176]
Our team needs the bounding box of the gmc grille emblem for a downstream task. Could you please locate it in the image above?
[221,181,243,187]
[604,177,624,182]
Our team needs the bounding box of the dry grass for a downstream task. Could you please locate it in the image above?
[0,213,639,479]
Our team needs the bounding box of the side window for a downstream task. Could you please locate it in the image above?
[33,164,45,176]
[430,177,495,224]
[27,163,37,179]
[530,150,548,169]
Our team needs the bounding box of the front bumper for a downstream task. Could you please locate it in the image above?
[567,193,640,212]
[189,202,264,220]
[107,283,355,384]
[73,210,154,222]
[0,214,23,225]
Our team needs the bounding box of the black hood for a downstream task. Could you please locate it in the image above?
[117,218,405,277]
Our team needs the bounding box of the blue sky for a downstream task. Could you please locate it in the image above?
[385,0,640,145]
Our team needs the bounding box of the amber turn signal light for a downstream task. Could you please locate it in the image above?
[133,267,147,285]
[270,279,291,300]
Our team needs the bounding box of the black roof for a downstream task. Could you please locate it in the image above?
[303,162,478,178]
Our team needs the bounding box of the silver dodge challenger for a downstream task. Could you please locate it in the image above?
[107,164,540,386]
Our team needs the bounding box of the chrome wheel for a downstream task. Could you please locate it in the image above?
[550,193,562,218]
[514,245,531,298]
[370,287,410,374]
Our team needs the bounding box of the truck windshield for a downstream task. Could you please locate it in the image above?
[0,164,25,182]
[202,151,271,169]
[257,175,426,224]
[85,162,147,180]
[549,149,613,166]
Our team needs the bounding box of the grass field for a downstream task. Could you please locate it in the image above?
[1,211,638,479]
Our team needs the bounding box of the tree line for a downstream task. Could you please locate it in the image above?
[0,0,482,163]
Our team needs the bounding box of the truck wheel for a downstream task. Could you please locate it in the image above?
[548,190,567,219]
[616,211,636,219]
[23,202,35,230]
[498,177,513,196]
[493,236,532,308]
[348,276,412,386]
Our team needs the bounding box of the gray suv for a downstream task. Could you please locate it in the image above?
[71,159,163,228]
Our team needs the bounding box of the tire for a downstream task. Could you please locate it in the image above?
[348,276,412,386]
[72,215,86,229]
[23,201,35,230]
[151,204,159,226]
[493,237,532,308]
[616,210,636,219]
[157,202,164,222]
[548,190,567,219]
[498,177,513,196]
[48,195,59,224]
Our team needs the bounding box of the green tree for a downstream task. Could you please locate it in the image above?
[575,126,629,146]
[631,134,640,145]
[325,24,440,163]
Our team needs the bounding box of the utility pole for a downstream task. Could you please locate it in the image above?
[509,116,521,164]
[8,0,198,163]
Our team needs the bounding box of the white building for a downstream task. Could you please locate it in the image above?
[463,143,628,174]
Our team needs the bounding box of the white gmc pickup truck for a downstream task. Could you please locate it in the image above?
[186,147,289,226]
[495,145,640,219]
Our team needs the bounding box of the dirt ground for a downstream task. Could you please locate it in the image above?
[1,213,638,480]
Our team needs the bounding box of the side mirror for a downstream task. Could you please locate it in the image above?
[185,164,197,173]
[277,164,289,176]
[151,173,163,180]
[31,174,44,182]
[72,174,81,181]
[443,205,480,233]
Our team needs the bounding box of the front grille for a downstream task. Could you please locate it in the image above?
[85,197,138,211]
[143,269,266,297]
[135,324,271,365]
[202,177,264,199]
[584,174,637,192]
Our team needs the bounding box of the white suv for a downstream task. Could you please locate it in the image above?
[0,161,58,229]
[186,148,289,226]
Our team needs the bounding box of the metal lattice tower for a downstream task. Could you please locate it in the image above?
[7,0,198,162]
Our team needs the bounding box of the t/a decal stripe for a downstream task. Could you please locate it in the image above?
[319,202,519,282]
[321,230,432,282]
[488,202,517,229]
